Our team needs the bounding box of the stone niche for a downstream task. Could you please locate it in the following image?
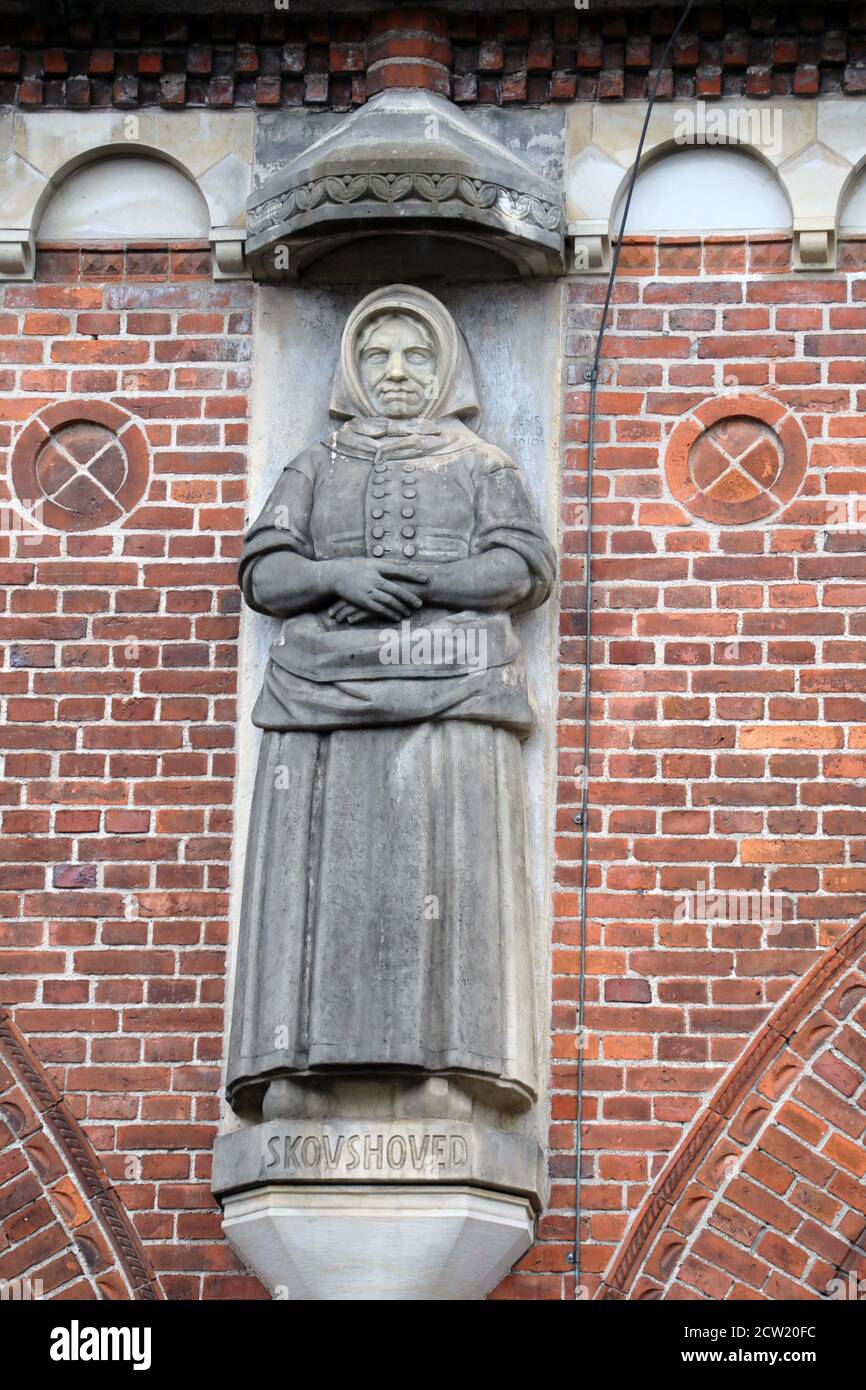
[212,95,564,1302]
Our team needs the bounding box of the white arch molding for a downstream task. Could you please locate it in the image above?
[0,109,253,279]
[566,99,863,272]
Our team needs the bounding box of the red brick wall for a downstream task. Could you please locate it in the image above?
[3,231,865,1303]
[496,232,866,1299]
[0,245,262,1298]
[600,920,866,1300]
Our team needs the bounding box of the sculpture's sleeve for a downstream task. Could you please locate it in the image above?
[238,448,318,614]
[470,450,556,614]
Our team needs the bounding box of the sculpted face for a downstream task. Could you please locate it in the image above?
[357,313,439,418]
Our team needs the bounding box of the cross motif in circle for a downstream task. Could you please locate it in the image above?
[35,422,129,526]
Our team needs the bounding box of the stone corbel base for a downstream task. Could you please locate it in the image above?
[222,1185,534,1301]
[567,220,611,274]
[0,230,35,280]
[793,220,836,271]
[211,227,250,280]
[213,1116,541,1299]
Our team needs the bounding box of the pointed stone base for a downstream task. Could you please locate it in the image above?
[221,1185,534,1301]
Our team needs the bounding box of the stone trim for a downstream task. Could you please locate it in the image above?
[566,98,866,272]
[248,171,563,238]
[0,109,254,282]
[2,98,862,280]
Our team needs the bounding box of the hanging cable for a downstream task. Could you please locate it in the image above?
[571,0,696,1298]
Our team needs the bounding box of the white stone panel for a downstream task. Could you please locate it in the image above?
[611,146,791,235]
[817,101,866,164]
[778,141,852,225]
[0,154,48,228]
[38,155,210,239]
[567,145,627,223]
[198,153,253,230]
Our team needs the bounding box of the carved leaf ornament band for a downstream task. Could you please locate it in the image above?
[249,172,563,236]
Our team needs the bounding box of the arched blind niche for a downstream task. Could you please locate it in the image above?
[38,155,210,241]
[611,146,792,238]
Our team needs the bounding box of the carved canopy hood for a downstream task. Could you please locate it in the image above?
[245,89,565,281]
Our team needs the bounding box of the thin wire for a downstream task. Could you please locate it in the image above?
[571,0,696,1298]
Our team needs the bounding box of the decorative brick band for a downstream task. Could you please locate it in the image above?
[36,242,213,284]
[0,6,864,109]
[0,1007,163,1299]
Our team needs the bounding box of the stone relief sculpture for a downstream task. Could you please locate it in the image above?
[226,285,555,1124]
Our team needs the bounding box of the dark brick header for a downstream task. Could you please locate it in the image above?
[0,6,865,107]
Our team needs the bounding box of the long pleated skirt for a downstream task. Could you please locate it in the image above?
[226,719,536,1110]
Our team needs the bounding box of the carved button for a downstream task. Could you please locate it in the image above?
[372,488,387,499]
[402,463,416,473]
[402,526,416,539]
[401,506,415,518]
[371,507,385,518]
[403,544,417,557]
[372,544,385,557]
[372,526,385,539]
[374,462,388,473]
[402,488,417,499]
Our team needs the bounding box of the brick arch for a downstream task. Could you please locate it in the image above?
[0,1007,161,1300]
[599,915,866,1300]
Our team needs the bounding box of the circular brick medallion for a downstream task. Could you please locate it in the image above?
[664,394,808,526]
[11,401,150,532]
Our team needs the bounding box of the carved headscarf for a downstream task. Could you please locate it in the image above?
[329,284,482,428]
